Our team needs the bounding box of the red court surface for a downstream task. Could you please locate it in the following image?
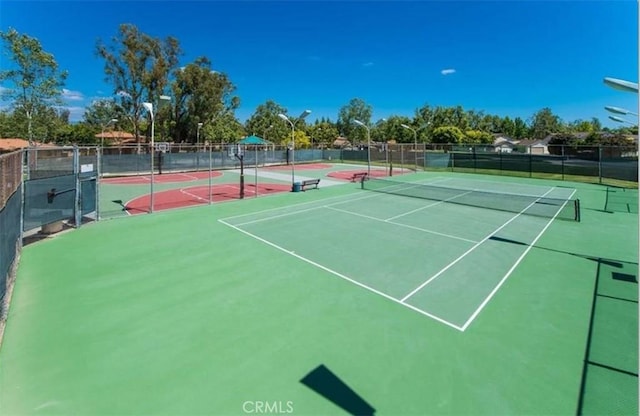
[327,168,397,181]
[124,183,291,214]
[102,171,222,185]
[263,163,332,170]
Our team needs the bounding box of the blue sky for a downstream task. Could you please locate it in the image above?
[1,0,638,128]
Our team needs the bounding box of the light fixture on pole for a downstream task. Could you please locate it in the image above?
[101,118,118,149]
[603,77,639,93]
[142,95,171,213]
[608,115,637,126]
[604,74,639,173]
[353,119,371,175]
[277,110,312,190]
[605,106,639,117]
[197,122,203,146]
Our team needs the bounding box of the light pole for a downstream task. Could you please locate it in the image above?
[142,95,171,213]
[400,123,429,171]
[264,124,273,140]
[197,122,203,147]
[101,118,118,149]
[278,110,312,190]
[353,119,371,175]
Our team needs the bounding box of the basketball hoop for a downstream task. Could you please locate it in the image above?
[156,142,169,153]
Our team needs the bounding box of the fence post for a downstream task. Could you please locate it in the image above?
[208,144,213,205]
[598,145,602,184]
[561,145,565,180]
[529,146,532,178]
[473,145,477,172]
[73,146,82,228]
[20,150,26,235]
[96,147,101,221]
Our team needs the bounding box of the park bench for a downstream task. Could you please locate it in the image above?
[351,172,368,182]
[301,178,320,191]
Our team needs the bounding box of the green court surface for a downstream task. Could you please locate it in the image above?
[0,169,637,415]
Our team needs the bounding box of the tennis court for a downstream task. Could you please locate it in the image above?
[0,169,637,415]
[220,177,579,330]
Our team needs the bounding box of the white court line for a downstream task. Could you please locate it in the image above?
[176,173,201,181]
[180,188,210,203]
[460,189,577,331]
[324,205,478,244]
[400,187,557,302]
[219,219,464,331]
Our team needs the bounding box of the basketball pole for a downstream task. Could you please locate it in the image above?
[235,145,245,199]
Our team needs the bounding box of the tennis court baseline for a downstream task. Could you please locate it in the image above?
[220,177,578,330]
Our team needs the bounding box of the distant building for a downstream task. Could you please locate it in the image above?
[332,137,351,149]
[517,137,551,155]
[492,134,518,153]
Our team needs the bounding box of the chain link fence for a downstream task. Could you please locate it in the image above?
[0,151,23,325]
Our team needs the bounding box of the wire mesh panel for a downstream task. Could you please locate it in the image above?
[22,147,98,232]
[23,174,75,231]
[25,147,74,179]
[362,177,581,221]
[0,151,23,312]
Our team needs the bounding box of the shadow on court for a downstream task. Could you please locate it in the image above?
[489,235,638,414]
[300,364,375,416]
[488,236,638,267]
[604,186,639,214]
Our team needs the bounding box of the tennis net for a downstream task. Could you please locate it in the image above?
[361,178,580,221]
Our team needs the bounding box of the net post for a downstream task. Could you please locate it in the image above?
[575,199,581,222]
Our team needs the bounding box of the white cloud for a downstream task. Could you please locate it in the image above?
[362,62,374,67]
[62,88,84,101]
[441,68,456,75]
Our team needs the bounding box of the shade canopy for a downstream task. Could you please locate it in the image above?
[238,135,272,145]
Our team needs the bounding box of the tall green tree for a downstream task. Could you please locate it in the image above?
[464,130,494,144]
[204,112,245,144]
[336,98,372,143]
[170,57,239,143]
[0,28,68,143]
[308,122,338,148]
[83,98,124,127]
[512,117,528,139]
[0,111,21,138]
[373,116,412,143]
[529,107,563,140]
[245,100,290,144]
[431,126,465,143]
[96,24,182,144]
[414,104,435,128]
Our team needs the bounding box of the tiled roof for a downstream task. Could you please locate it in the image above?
[0,138,31,151]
